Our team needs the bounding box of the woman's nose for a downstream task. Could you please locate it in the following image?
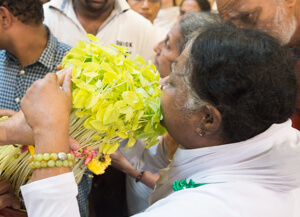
[154,41,162,55]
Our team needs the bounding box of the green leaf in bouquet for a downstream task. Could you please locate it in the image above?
[76,83,97,92]
[110,43,128,54]
[145,139,160,148]
[72,67,82,78]
[86,34,99,42]
[83,117,93,129]
[115,120,125,131]
[73,89,90,108]
[133,55,146,65]
[125,109,134,122]
[75,110,90,118]
[103,104,119,125]
[135,132,157,140]
[136,88,148,98]
[85,94,101,110]
[125,136,136,149]
[116,132,128,139]
[141,68,155,81]
[90,120,109,133]
[86,43,92,55]
[76,40,87,50]
[155,122,167,135]
[103,71,118,85]
[103,141,120,155]
[82,62,100,78]
[99,46,117,56]
[101,62,117,73]
[122,91,139,107]
[91,134,102,140]
[95,80,103,88]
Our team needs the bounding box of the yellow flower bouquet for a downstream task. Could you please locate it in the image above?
[0,34,166,196]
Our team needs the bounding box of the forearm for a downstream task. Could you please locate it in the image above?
[31,127,71,182]
[126,168,159,190]
[0,112,33,146]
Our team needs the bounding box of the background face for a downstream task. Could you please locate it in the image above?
[180,0,202,14]
[154,23,181,78]
[216,0,297,45]
[77,0,115,12]
[128,0,161,23]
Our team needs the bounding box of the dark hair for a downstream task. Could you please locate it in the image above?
[180,0,211,12]
[177,12,219,53]
[188,23,297,143]
[0,0,44,25]
[195,0,210,11]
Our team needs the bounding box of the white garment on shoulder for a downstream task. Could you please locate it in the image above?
[119,139,170,215]
[21,172,80,217]
[43,0,157,61]
[21,121,300,217]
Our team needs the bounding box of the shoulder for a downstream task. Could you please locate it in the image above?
[43,0,70,15]
[139,182,295,217]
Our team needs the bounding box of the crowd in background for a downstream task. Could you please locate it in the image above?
[0,0,299,216]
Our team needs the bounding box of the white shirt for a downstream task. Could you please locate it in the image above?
[153,7,180,42]
[43,0,157,61]
[21,120,300,217]
[118,139,170,215]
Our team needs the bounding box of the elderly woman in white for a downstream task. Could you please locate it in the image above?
[2,23,299,217]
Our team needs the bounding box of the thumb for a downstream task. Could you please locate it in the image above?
[61,69,72,98]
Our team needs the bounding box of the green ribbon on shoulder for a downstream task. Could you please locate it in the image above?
[172,178,210,192]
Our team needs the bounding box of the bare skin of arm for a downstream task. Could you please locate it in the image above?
[110,151,159,189]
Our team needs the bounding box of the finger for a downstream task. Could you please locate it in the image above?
[0,180,13,195]
[62,69,72,97]
[69,137,80,151]
[44,72,58,82]
[0,109,16,117]
[0,194,21,210]
[57,67,72,86]
[56,63,62,70]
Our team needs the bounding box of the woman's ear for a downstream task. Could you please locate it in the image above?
[194,104,222,136]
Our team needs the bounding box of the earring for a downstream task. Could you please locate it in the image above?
[199,131,205,137]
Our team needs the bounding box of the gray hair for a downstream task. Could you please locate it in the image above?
[177,12,220,53]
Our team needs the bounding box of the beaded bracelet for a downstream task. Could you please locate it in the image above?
[28,152,75,169]
[135,171,145,183]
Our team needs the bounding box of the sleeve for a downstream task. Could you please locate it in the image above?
[21,172,80,217]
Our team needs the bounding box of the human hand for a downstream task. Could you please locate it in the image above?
[110,151,135,175]
[20,70,72,136]
[0,178,20,211]
[0,109,16,117]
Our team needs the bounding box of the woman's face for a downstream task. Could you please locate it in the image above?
[128,0,161,23]
[180,0,202,14]
[154,23,181,78]
[160,51,196,147]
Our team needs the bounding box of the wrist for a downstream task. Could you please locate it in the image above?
[33,128,70,154]
[135,171,145,183]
